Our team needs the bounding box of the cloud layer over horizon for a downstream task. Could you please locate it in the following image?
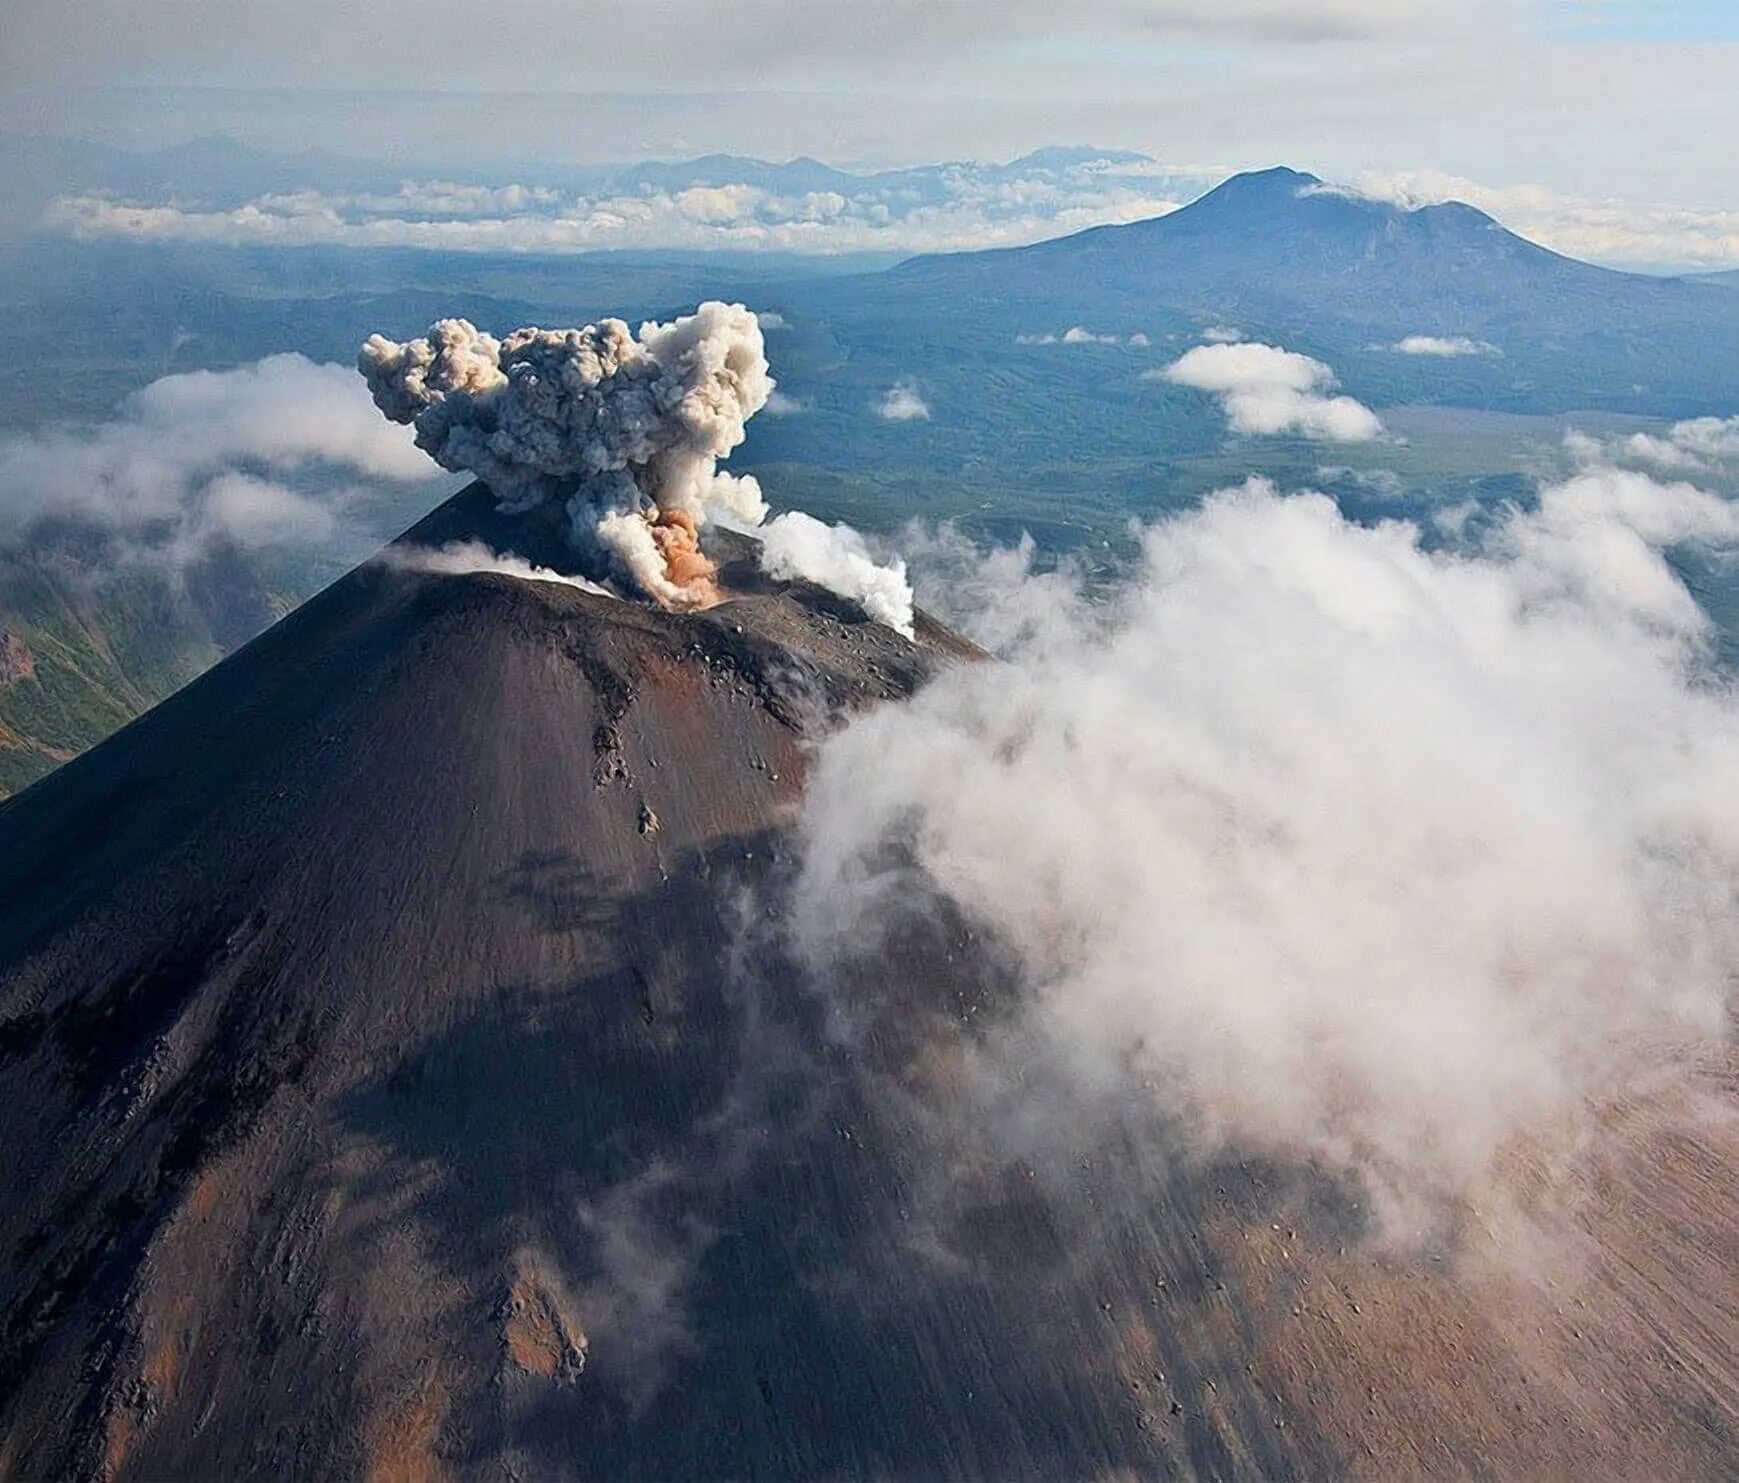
[42,153,1203,260]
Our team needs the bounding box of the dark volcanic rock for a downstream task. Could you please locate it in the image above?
[0,486,1735,1481]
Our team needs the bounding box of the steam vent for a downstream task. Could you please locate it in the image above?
[0,484,1735,1480]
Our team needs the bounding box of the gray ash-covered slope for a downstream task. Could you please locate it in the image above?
[1,486,1737,1480]
[0,484,965,1479]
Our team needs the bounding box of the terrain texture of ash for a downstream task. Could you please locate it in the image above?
[0,484,1735,1481]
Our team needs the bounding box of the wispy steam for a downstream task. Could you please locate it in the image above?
[793,465,1739,1232]
[359,303,913,629]
[378,540,613,595]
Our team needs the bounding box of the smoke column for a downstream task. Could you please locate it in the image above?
[359,302,913,628]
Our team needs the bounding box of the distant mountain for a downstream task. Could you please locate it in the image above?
[882,165,1739,414]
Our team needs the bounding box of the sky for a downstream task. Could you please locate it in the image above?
[3,2,1738,273]
[2,2,1737,205]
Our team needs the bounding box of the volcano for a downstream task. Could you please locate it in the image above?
[1,487,1736,1481]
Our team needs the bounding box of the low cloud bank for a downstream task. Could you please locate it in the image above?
[1158,342,1382,441]
[1568,414,1739,475]
[0,354,444,568]
[44,152,1201,259]
[793,466,1739,1232]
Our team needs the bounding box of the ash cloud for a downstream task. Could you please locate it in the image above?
[792,464,1739,1235]
[359,302,913,628]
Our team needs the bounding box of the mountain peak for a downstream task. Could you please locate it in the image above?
[1196,165,1325,202]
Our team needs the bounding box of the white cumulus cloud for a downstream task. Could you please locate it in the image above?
[1389,334,1499,357]
[0,354,444,564]
[793,465,1739,1232]
[1157,342,1382,441]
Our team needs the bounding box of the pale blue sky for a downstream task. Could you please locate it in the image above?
[3,1,1736,213]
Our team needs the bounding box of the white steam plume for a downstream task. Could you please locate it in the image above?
[377,540,613,595]
[793,468,1739,1231]
[758,512,915,638]
[359,303,914,634]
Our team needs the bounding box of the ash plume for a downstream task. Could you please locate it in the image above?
[359,302,773,609]
[359,302,915,628]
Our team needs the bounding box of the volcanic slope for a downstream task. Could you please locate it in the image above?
[1,486,1737,1480]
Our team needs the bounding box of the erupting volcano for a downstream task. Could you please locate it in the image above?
[0,303,1735,1481]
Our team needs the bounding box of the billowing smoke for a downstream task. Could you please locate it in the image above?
[792,466,1739,1234]
[359,302,913,628]
[359,302,771,609]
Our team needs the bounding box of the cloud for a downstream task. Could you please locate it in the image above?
[763,390,807,416]
[792,466,1739,1232]
[1016,326,1140,346]
[873,380,931,422]
[1566,414,1739,473]
[1388,334,1499,357]
[42,154,1198,259]
[1320,171,1739,272]
[1157,342,1383,441]
[0,353,445,566]
[1201,325,1246,343]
